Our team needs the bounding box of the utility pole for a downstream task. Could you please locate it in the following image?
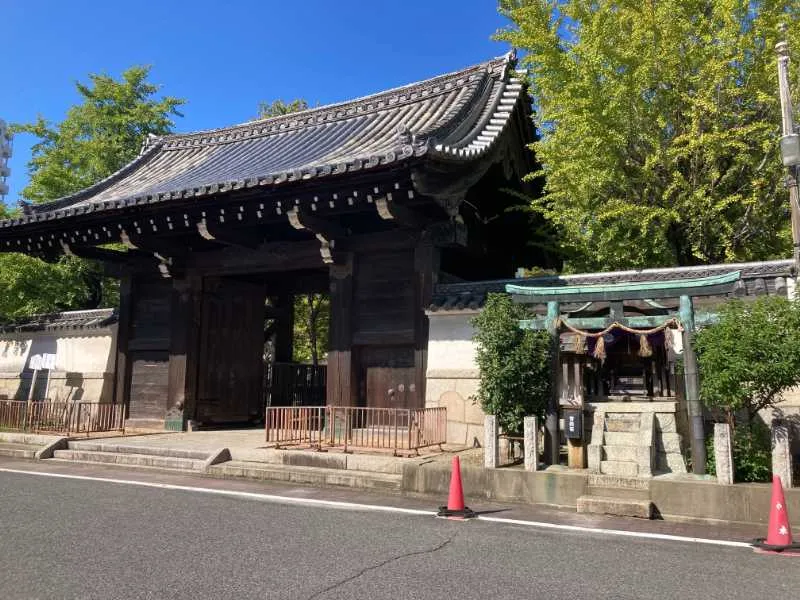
[776,25,800,275]
[0,119,11,201]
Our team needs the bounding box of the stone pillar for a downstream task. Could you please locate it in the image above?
[484,415,499,469]
[772,419,793,489]
[713,423,734,485]
[524,416,539,472]
[637,412,655,478]
[588,409,604,473]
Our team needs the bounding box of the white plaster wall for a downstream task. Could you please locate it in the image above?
[426,312,479,375]
[0,326,117,402]
[55,331,116,373]
[0,338,32,373]
[425,311,486,446]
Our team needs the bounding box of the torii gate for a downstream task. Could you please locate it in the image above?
[506,270,741,475]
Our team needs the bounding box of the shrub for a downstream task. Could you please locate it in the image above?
[695,296,800,423]
[707,422,772,483]
[472,293,552,434]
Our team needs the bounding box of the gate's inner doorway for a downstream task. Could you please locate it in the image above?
[193,270,329,426]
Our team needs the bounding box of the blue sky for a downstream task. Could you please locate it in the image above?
[2,0,510,206]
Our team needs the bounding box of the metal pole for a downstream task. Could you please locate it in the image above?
[680,295,706,475]
[776,31,800,273]
[545,301,560,465]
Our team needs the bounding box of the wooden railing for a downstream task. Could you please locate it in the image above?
[0,400,125,436]
[265,406,446,455]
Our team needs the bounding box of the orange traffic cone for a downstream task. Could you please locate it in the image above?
[437,456,476,519]
[753,476,800,552]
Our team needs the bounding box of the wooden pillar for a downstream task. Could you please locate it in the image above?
[413,234,438,409]
[327,254,355,407]
[545,300,561,465]
[166,275,202,430]
[274,292,294,363]
[113,274,133,410]
[679,294,706,474]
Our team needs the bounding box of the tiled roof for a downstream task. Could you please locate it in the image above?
[429,259,795,312]
[1,53,526,229]
[0,308,118,333]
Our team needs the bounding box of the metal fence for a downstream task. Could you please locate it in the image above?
[0,400,125,436]
[265,406,446,455]
[265,362,327,408]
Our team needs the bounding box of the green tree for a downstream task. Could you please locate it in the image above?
[498,0,799,270]
[0,66,184,321]
[17,66,184,203]
[695,296,800,423]
[292,294,330,365]
[472,293,552,434]
[257,99,309,119]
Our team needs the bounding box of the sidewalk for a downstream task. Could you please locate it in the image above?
[4,428,798,529]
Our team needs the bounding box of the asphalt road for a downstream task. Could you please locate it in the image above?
[0,464,797,600]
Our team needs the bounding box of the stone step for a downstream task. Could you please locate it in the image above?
[588,473,651,490]
[602,445,639,462]
[602,432,638,446]
[656,451,688,474]
[600,460,638,477]
[67,441,210,461]
[577,495,653,519]
[0,442,37,459]
[206,461,402,491]
[52,449,206,471]
[654,432,682,453]
[586,486,651,501]
[605,418,640,433]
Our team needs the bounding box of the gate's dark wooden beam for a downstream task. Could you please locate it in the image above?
[120,229,185,261]
[375,196,429,229]
[287,208,346,264]
[196,219,262,249]
[59,239,158,269]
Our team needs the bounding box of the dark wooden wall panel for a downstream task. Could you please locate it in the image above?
[126,277,172,421]
[354,251,415,343]
[128,350,169,420]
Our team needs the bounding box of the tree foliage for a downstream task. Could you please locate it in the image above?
[257,99,310,119]
[498,0,799,270]
[16,66,184,203]
[695,296,800,422]
[472,293,552,434]
[0,66,183,321]
[292,294,330,365]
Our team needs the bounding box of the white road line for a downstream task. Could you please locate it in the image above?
[0,467,752,549]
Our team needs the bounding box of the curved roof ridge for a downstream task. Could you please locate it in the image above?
[149,52,514,149]
[29,142,164,214]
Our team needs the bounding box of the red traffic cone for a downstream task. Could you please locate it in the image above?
[437,456,475,519]
[753,475,799,552]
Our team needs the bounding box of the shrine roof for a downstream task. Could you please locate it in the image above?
[428,259,795,312]
[2,52,527,229]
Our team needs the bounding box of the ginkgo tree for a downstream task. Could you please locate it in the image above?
[498,0,800,271]
[0,66,184,322]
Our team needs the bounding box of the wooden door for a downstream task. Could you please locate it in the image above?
[359,346,419,410]
[196,278,266,423]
